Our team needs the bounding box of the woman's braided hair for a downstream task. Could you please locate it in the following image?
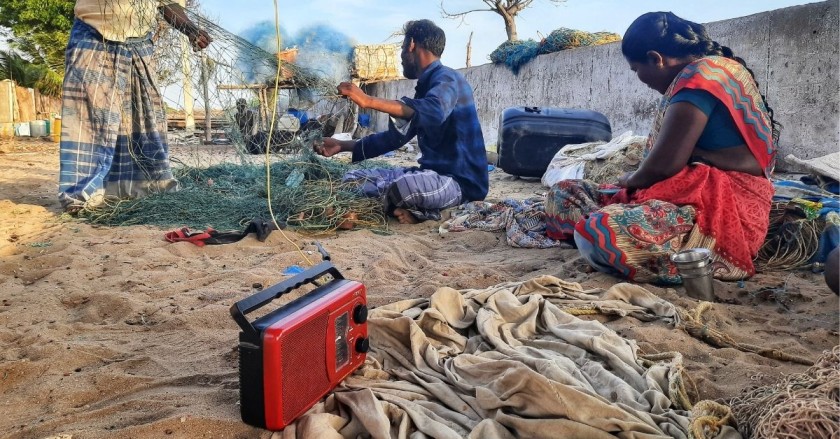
[622,11,781,144]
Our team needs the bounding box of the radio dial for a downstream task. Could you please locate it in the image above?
[355,337,370,353]
[353,304,368,324]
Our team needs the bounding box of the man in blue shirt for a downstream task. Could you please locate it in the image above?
[314,19,488,224]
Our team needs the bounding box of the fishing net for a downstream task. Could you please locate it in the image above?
[78,148,393,233]
[756,199,825,271]
[584,140,644,184]
[489,39,540,74]
[538,28,621,54]
[351,43,403,84]
[62,1,406,232]
[490,28,621,73]
[152,6,358,154]
[728,345,840,438]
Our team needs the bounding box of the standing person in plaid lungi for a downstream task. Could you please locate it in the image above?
[58,0,211,213]
[313,20,488,224]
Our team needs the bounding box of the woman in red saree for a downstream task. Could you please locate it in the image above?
[545,12,781,284]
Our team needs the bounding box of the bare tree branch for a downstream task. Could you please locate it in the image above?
[440,0,566,42]
[440,0,495,18]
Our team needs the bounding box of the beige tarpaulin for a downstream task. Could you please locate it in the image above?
[276,276,741,439]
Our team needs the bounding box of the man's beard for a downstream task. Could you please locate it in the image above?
[402,59,418,79]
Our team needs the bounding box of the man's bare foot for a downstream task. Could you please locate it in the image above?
[393,208,419,224]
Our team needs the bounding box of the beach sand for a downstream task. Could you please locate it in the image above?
[1,138,837,439]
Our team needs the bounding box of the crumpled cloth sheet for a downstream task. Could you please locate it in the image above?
[276,276,741,439]
[440,198,571,249]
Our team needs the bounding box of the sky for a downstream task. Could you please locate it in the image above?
[199,0,820,70]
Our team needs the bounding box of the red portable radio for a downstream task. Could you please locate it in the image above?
[230,246,368,430]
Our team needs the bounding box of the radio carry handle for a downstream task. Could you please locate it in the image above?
[229,242,343,337]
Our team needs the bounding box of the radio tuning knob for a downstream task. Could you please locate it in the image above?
[353,304,368,324]
[355,337,370,353]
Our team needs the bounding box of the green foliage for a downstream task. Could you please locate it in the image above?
[0,0,74,70]
[0,51,41,85]
[0,51,62,96]
[0,0,73,95]
[35,68,63,96]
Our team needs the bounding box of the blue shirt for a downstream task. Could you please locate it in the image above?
[352,61,489,202]
[671,88,745,150]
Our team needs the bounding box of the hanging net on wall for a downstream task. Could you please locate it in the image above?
[490,28,621,74]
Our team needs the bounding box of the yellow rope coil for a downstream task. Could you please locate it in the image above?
[689,400,735,439]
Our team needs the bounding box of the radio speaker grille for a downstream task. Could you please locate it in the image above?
[280,311,330,423]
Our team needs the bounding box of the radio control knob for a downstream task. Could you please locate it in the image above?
[355,337,370,353]
[353,304,368,324]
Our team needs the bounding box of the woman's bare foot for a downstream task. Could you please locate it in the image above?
[393,208,419,224]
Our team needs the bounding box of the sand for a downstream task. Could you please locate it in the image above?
[1,137,837,439]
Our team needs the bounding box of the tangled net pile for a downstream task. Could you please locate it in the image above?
[538,28,622,54]
[490,28,621,74]
[78,149,392,234]
[584,137,645,184]
[489,39,541,74]
[69,4,405,234]
[756,200,825,271]
[728,345,839,438]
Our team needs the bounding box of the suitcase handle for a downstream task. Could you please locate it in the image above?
[524,106,542,114]
[229,244,343,336]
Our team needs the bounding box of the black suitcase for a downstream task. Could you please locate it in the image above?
[497,106,612,178]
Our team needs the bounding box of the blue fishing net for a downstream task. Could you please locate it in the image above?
[489,39,540,75]
[490,29,621,74]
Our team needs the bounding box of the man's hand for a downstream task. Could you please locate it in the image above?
[335,82,414,119]
[160,4,212,51]
[337,82,370,108]
[189,29,212,50]
[314,138,343,157]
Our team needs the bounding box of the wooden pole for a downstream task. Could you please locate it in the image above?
[181,36,195,134]
[201,54,212,144]
[466,31,474,68]
[260,88,269,131]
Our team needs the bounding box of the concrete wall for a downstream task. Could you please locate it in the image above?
[365,1,839,170]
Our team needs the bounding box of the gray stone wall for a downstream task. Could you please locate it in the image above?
[365,1,839,170]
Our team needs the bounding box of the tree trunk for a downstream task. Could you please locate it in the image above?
[181,36,195,135]
[200,54,211,144]
[504,15,517,41]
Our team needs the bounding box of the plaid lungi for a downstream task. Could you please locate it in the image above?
[343,167,462,221]
[59,19,177,209]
